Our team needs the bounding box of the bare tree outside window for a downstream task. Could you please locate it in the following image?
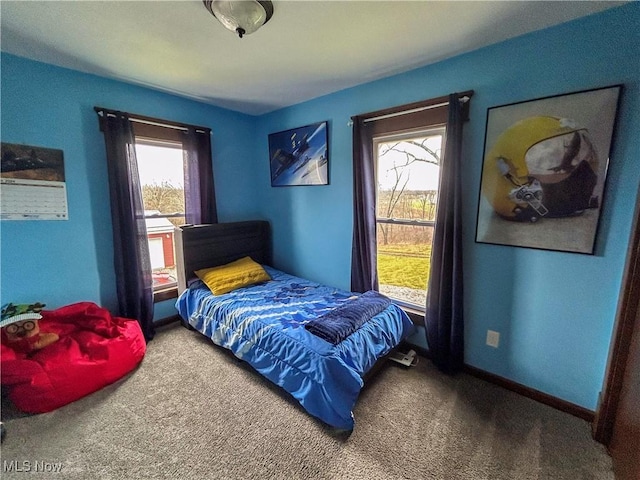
[142,181,185,227]
[375,129,444,309]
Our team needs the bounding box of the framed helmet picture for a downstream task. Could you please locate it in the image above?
[475,85,622,254]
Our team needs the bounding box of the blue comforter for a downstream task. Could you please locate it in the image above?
[175,266,414,430]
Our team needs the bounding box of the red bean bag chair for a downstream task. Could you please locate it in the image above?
[0,302,146,413]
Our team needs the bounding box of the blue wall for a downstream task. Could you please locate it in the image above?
[1,4,639,411]
[0,54,258,319]
[253,3,640,410]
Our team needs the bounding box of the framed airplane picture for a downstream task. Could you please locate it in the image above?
[268,121,329,186]
[475,85,622,254]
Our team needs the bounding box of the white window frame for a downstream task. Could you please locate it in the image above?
[373,126,445,312]
[134,137,186,296]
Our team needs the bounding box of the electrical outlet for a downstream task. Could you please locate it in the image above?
[486,330,500,348]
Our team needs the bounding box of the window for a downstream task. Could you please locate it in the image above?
[129,116,216,300]
[97,107,215,336]
[375,128,444,311]
[352,92,470,318]
[134,139,186,294]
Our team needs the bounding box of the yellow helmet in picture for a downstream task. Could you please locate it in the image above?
[482,116,599,222]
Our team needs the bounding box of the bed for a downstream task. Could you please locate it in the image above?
[174,221,414,430]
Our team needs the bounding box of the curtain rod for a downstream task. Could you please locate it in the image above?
[348,91,473,127]
[94,107,211,134]
[362,97,468,124]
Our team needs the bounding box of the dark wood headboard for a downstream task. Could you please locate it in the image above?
[175,221,272,294]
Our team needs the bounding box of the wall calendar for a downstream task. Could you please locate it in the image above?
[1,143,68,221]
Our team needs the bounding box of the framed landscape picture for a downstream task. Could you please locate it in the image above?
[475,85,622,254]
[268,121,329,186]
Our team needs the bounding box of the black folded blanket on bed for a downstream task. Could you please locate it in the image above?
[305,290,392,345]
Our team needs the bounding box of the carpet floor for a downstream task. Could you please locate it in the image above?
[0,322,613,479]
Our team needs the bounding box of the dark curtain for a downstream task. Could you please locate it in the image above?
[350,116,379,293]
[425,94,465,373]
[183,127,218,225]
[98,111,155,341]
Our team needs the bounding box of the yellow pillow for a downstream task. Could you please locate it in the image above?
[195,256,271,296]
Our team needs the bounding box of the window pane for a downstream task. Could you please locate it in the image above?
[377,223,433,308]
[136,142,184,291]
[376,134,441,220]
[136,143,185,223]
[375,131,443,309]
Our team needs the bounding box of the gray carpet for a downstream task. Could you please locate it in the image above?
[0,323,613,479]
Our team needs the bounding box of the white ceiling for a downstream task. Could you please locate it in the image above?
[0,1,625,116]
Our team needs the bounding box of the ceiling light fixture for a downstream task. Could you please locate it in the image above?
[203,1,274,39]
